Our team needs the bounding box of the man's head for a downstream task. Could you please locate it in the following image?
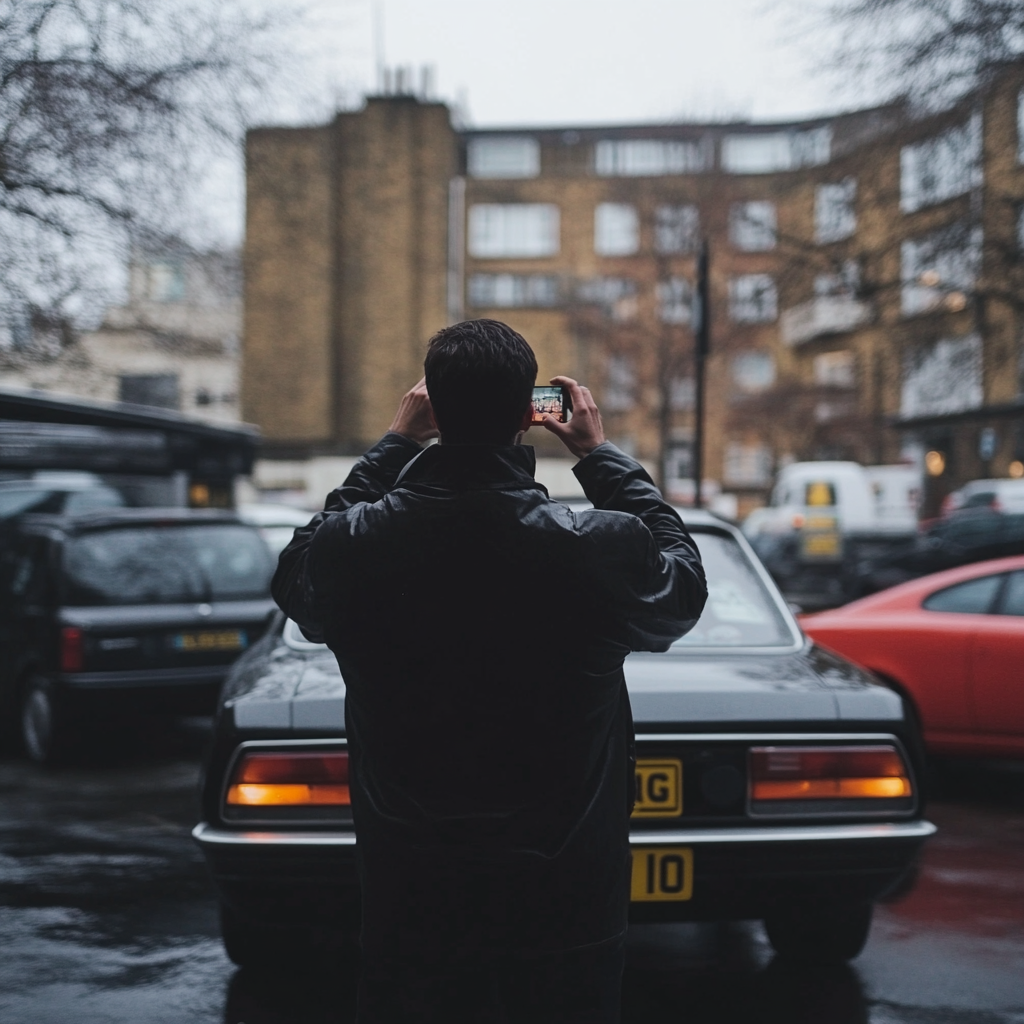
[424,319,538,444]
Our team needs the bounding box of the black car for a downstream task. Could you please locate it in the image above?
[0,477,127,519]
[0,508,276,762]
[194,511,934,967]
[855,507,1024,595]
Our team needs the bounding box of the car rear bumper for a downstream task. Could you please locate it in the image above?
[61,665,229,689]
[193,819,936,928]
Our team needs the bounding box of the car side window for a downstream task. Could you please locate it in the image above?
[997,571,1024,617]
[922,574,1004,614]
[0,535,50,607]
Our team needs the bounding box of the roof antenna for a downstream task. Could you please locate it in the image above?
[373,1,385,94]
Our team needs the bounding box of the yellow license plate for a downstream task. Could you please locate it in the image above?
[801,533,841,557]
[172,630,247,652]
[631,847,694,902]
[632,759,682,817]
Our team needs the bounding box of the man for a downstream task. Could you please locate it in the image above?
[273,319,706,1022]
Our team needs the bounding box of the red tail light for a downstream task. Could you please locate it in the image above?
[226,751,350,807]
[749,745,912,802]
[60,627,84,672]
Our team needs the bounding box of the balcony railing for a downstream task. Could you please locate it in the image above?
[779,296,871,347]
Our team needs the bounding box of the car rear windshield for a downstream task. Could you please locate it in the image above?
[62,525,274,605]
[672,531,795,647]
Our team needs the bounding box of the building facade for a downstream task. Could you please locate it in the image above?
[0,245,241,426]
[244,69,1024,516]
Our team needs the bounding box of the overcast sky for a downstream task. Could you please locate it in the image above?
[279,0,866,127]
[198,0,874,245]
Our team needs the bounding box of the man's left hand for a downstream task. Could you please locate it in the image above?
[389,378,439,445]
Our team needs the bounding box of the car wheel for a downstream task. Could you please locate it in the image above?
[764,900,873,962]
[20,675,73,764]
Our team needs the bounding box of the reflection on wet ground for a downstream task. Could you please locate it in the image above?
[0,723,1021,1024]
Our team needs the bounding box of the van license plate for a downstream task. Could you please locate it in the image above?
[630,847,694,902]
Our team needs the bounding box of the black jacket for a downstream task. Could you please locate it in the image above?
[273,435,707,955]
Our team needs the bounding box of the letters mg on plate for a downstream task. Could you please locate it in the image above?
[632,759,682,817]
[630,847,694,902]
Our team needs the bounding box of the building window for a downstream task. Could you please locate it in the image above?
[901,221,981,316]
[729,275,777,323]
[721,127,831,174]
[901,335,982,418]
[468,274,559,308]
[654,204,699,254]
[147,262,185,303]
[1017,205,1024,254]
[732,351,776,392]
[594,139,709,176]
[729,201,776,251]
[577,277,638,321]
[656,277,692,324]
[814,350,856,388]
[724,442,772,486]
[468,204,560,258]
[815,259,860,297]
[594,203,639,256]
[467,137,540,179]
[815,178,857,243]
[603,355,637,412]
[119,373,180,410]
[664,439,694,488]
[900,113,982,213]
[671,377,695,410]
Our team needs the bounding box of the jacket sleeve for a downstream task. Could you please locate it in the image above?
[573,442,707,652]
[271,433,423,641]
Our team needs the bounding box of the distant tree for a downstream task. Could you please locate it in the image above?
[0,0,279,337]
[821,0,1024,108]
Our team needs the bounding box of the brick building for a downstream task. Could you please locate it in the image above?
[243,68,1024,516]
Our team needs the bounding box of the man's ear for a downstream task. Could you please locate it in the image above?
[519,404,534,432]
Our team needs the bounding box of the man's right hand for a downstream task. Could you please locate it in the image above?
[389,378,439,445]
[541,376,606,460]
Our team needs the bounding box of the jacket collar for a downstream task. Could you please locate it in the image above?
[394,443,547,493]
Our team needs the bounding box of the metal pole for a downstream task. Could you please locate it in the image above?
[693,240,710,509]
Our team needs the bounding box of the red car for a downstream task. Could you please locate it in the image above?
[801,556,1024,758]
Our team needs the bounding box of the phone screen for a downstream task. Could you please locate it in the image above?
[531,386,569,425]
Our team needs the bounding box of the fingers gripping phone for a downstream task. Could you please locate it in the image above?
[531,385,572,425]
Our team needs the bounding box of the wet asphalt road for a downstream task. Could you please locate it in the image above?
[0,719,1022,1024]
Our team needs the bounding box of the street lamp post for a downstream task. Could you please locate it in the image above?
[693,240,711,509]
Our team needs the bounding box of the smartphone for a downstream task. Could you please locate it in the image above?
[531,385,572,425]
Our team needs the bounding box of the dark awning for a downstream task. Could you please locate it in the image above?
[0,389,260,478]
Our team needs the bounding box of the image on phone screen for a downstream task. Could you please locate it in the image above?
[531,386,568,425]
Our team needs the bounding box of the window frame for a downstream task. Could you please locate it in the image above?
[594,202,640,257]
[467,203,560,260]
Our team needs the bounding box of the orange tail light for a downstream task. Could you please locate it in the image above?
[749,745,912,802]
[226,750,350,807]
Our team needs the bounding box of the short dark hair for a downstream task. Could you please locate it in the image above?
[424,319,537,444]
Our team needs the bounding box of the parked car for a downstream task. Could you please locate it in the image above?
[941,477,1024,516]
[802,555,1024,759]
[194,510,934,968]
[0,508,276,762]
[0,474,126,519]
[237,502,313,557]
[850,504,1024,595]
